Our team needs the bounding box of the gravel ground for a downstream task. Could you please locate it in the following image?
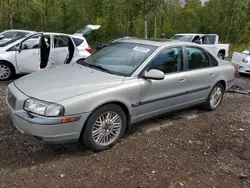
[1,74,250,188]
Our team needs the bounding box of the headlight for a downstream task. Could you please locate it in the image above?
[24,98,64,117]
[242,58,249,63]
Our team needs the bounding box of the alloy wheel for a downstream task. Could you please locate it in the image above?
[0,64,11,80]
[92,111,122,146]
[210,86,223,109]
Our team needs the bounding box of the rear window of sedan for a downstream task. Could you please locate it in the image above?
[83,42,157,76]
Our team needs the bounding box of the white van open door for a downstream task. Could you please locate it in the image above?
[15,33,42,73]
[73,25,101,37]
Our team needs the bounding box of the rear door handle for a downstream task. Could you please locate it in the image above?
[210,73,215,76]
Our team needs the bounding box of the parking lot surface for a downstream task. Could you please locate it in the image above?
[1,75,250,188]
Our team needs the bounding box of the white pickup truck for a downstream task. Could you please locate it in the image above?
[231,50,250,75]
[171,34,229,59]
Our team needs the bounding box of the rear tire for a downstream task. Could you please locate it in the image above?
[0,61,15,81]
[81,104,127,152]
[203,83,224,111]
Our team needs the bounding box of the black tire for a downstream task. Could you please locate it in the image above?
[203,82,224,111]
[81,104,127,152]
[217,53,225,60]
[0,61,15,81]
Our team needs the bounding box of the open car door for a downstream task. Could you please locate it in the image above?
[74,25,101,36]
[39,33,52,69]
[64,37,76,64]
[15,33,42,73]
[50,35,76,66]
[74,25,101,46]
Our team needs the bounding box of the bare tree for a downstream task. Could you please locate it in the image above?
[154,0,160,38]
[226,0,237,43]
[7,0,13,29]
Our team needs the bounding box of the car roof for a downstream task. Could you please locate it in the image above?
[2,29,35,32]
[120,38,199,47]
[175,33,218,36]
[40,32,85,39]
[175,33,202,36]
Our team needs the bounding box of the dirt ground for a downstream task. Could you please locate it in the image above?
[1,74,250,188]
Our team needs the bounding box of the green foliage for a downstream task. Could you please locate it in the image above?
[0,0,250,46]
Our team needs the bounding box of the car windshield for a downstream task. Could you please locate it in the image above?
[0,36,25,47]
[170,35,193,42]
[79,42,157,76]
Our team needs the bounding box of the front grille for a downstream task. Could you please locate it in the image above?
[7,89,17,110]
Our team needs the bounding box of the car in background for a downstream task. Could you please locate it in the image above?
[0,29,35,45]
[231,50,250,75]
[96,36,136,51]
[6,39,234,152]
[0,32,92,81]
[170,34,229,59]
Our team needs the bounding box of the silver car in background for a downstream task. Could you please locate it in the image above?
[0,29,35,45]
[6,39,235,151]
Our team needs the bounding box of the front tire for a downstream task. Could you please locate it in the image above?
[81,104,127,152]
[0,61,15,81]
[203,83,224,111]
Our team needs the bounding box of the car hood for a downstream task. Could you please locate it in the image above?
[14,64,125,102]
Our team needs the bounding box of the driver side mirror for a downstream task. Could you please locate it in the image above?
[0,35,4,40]
[16,44,21,53]
[143,69,165,80]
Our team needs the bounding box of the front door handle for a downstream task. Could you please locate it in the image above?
[210,73,215,76]
[180,78,186,82]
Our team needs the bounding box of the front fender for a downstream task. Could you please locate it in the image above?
[58,78,142,120]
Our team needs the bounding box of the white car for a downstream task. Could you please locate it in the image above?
[231,50,250,75]
[171,34,229,59]
[0,32,92,81]
[0,29,35,45]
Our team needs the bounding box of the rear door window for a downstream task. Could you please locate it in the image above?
[202,35,216,44]
[186,47,212,70]
[54,36,68,48]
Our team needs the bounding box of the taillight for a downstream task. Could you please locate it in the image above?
[232,64,237,78]
[86,46,92,54]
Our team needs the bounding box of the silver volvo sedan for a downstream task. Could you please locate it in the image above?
[6,39,235,151]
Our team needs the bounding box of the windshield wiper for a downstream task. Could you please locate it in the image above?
[87,64,114,74]
[77,60,90,67]
[78,60,114,74]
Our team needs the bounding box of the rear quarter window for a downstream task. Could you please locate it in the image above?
[73,38,84,46]
[207,52,219,66]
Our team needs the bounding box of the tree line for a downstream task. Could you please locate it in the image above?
[0,0,250,45]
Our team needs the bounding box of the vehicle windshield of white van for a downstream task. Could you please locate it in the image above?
[79,42,157,76]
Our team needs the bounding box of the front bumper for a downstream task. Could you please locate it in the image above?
[6,83,90,144]
[231,62,250,74]
[238,67,250,74]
